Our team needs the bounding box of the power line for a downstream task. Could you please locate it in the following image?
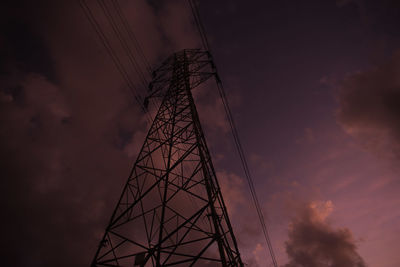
[79,0,152,123]
[188,0,210,51]
[111,0,153,75]
[79,0,142,102]
[109,0,161,114]
[97,0,149,90]
[187,1,279,266]
[105,0,161,117]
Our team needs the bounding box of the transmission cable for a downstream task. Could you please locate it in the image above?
[79,0,152,123]
[111,0,153,75]
[188,1,279,266]
[109,0,161,114]
[97,0,149,91]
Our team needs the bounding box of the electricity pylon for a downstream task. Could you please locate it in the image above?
[92,49,244,266]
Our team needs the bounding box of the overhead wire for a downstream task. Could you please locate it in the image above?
[109,0,161,114]
[187,1,279,266]
[99,0,160,120]
[96,0,149,91]
[79,0,143,101]
[111,0,153,75]
[79,0,152,123]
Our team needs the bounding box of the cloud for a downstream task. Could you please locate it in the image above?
[252,243,265,266]
[0,0,204,266]
[337,49,400,161]
[217,171,246,216]
[283,201,366,267]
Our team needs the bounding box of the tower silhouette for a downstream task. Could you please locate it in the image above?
[92,49,244,266]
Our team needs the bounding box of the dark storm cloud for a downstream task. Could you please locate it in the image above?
[0,0,201,266]
[337,49,400,160]
[0,55,140,267]
[284,202,366,267]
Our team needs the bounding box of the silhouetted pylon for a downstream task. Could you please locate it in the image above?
[92,49,244,267]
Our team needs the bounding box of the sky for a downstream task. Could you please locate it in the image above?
[1,0,399,266]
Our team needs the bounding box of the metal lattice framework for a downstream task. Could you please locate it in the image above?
[92,49,244,267]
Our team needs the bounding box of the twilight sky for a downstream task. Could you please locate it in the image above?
[1,0,399,266]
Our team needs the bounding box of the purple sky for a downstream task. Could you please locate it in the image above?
[1,0,399,266]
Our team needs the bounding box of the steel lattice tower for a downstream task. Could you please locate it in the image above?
[92,49,244,267]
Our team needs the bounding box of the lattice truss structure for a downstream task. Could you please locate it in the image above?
[92,50,244,267]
